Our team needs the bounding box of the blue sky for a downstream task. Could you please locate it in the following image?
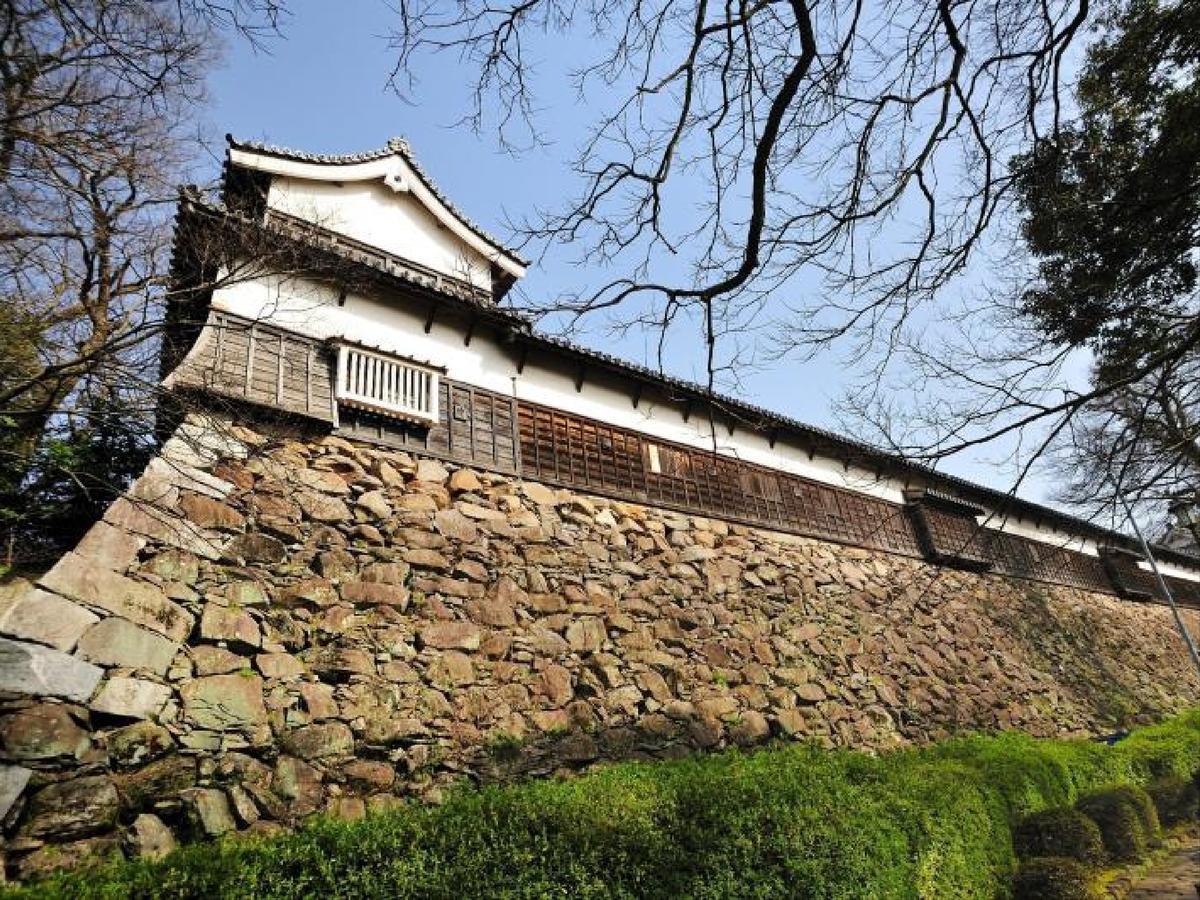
[205,2,1059,502]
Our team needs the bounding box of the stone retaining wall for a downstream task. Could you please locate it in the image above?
[1,412,1199,880]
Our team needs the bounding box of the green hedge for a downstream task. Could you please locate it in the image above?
[1012,808,1105,865]
[11,710,1200,899]
[1076,785,1158,863]
[1147,775,1200,825]
[1011,857,1095,900]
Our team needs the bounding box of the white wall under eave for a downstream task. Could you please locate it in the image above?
[208,271,1200,575]
[267,176,493,291]
[980,514,1098,556]
[1140,559,1200,584]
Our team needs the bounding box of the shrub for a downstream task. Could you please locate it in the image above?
[925,731,1123,817]
[1012,857,1095,900]
[1146,776,1200,826]
[1076,786,1156,862]
[1113,784,1161,838]
[1114,710,1200,781]
[1012,808,1105,865]
[9,709,1200,899]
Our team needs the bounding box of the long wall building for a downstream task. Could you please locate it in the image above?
[1,136,1199,877]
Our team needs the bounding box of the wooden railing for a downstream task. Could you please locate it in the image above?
[335,344,439,425]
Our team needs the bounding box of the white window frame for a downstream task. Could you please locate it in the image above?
[334,342,440,425]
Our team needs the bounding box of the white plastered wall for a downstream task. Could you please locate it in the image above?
[268,177,492,291]
[209,272,1200,582]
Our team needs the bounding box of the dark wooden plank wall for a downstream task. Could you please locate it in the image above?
[338,379,520,473]
[517,403,921,556]
[170,311,335,422]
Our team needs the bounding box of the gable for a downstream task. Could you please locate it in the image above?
[267,175,493,291]
[225,138,526,301]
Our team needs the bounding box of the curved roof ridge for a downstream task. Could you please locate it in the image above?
[224,134,528,265]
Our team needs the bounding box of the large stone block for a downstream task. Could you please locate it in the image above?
[0,637,102,701]
[104,498,223,559]
[181,788,237,836]
[76,617,179,675]
[272,756,324,817]
[0,765,32,820]
[142,455,235,500]
[282,722,353,760]
[180,674,267,730]
[91,676,172,720]
[223,532,286,564]
[108,721,174,766]
[72,521,145,574]
[199,605,261,649]
[21,775,119,840]
[118,754,197,809]
[339,581,409,608]
[306,647,375,679]
[160,416,249,468]
[255,653,305,679]
[429,650,475,687]
[356,490,392,519]
[0,588,99,652]
[414,458,449,483]
[419,622,482,650]
[433,508,478,542]
[297,491,351,523]
[178,493,246,531]
[0,704,91,760]
[128,812,177,859]
[39,552,194,641]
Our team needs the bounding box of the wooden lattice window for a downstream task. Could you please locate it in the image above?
[335,343,440,425]
[904,489,994,572]
[740,469,783,502]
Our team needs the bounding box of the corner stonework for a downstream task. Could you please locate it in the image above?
[0,410,1198,882]
[0,412,244,878]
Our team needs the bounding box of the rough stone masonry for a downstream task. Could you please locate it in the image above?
[0,411,1198,881]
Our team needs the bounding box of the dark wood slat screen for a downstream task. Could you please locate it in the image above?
[339,380,520,473]
[985,530,1109,593]
[1121,564,1200,606]
[169,311,335,422]
[517,404,923,557]
[908,503,994,571]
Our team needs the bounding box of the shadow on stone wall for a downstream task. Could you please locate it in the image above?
[982,581,1186,727]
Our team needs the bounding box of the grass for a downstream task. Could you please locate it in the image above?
[11,709,1200,899]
